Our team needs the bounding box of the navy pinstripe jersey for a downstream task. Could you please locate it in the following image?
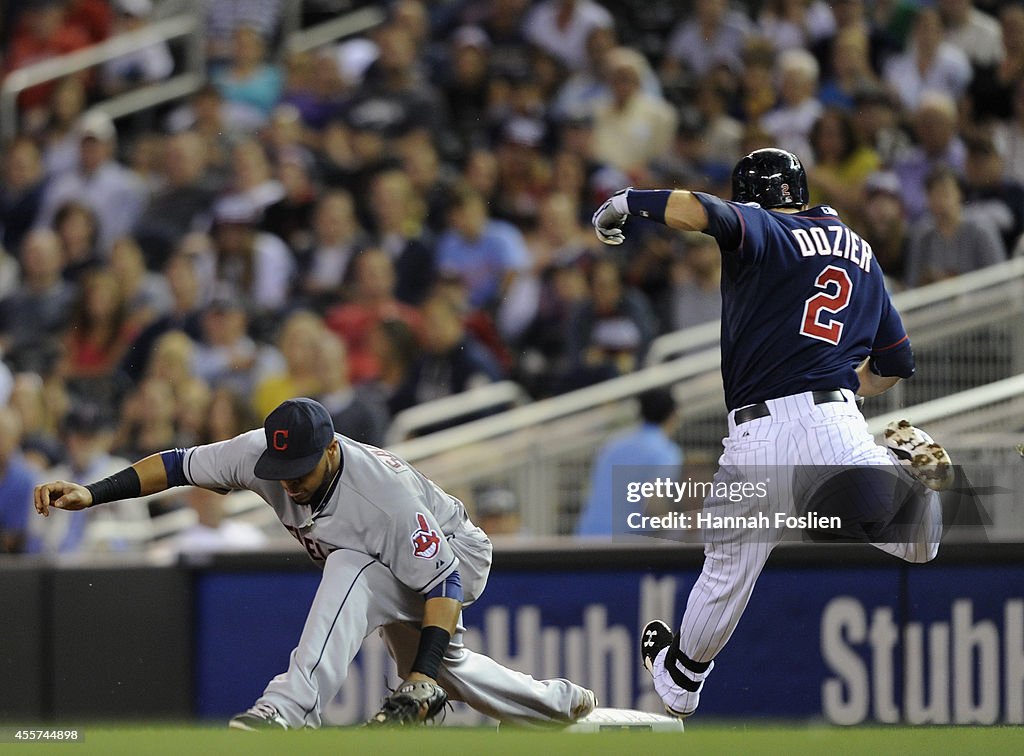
[694,193,912,410]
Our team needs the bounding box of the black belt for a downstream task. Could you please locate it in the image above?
[733,390,847,426]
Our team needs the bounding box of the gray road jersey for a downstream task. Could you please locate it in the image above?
[182,430,491,600]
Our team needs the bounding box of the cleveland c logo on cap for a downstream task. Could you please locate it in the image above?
[273,429,289,450]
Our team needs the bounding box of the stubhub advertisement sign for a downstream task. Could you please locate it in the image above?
[194,562,1024,724]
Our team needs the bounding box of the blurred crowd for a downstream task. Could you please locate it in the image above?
[0,0,1022,552]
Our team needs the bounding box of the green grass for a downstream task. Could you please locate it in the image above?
[11,724,1024,756]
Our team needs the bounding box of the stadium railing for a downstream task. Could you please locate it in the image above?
[1,4,205,142]
[386,380,533,444]
[1,2,387,141]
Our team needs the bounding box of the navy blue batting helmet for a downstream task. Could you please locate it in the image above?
[731,148,809,209]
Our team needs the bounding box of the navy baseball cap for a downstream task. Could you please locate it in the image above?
[254,398,335,480]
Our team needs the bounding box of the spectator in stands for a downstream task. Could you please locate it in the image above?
[662,0,752,82]
[398,129,457,232]
[37,111,148,255]
[347,22,449,145]
[101,0,175,97]
[512,191,591,345]
[817,27,882,111]
[166,85,235,178]
[859,170,911,288]
[163,486,268,555]
[205,0,282,65]
[67,0,112,46]
[0,137,47,255]
[52,200,101,281]
[252,310,326,418]
[757,0,836,53]
[0,406,36,554]
[210,197,295,316]
[893,90,967,223]
[592,47,678,182]
[905,166,1005,288]
[669,233,723,333]
[806,108,879,221]
[366,168,437,306]
[441,26,494,154]
[962,135,1024,256]
[522,0,613,73]
[7,371,64,471]
[849,86,910,168]
[262,146,318,255]
[470,0,532,79]
[220,139,285,220]
[565,257,659,390]
[883,6,972,112]
[994,78,1024,185]
[690,80,744,173]
[200,385,257,444]
[575,387,682,537]
[471,485,522,536]
[761,48,824,161]
[491,116,553,227]
[28,403,150,553]
[325,248,423,385]
[389,292,504,419]
[279,49,346,132]
[192,289,279,398]
[315,331,389,447]
[4,0,91,119]
[122,248,206,382]
[551,25,617,121]
[436,183,530,313]
[109,236,173,330]
[968,3,1024,124]
[296,189,368,308]
[0,229,76,365]
[211,24,283,125]
[39,76,89,178]
[366,318,421,417]
[63,267,139,384]
[115,375,181,460]
[735,39,780,125]
[938,0,1002,68]
[812,0,898,82]
[134,131,217,269]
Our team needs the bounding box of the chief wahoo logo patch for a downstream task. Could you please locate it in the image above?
[411,512,441,560]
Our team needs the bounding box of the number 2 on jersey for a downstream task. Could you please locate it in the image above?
[800,265,852,345]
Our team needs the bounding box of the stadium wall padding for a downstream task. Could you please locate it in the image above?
[1,545,1022,725]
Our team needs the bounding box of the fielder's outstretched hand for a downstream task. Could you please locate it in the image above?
[365,680,448,727]
[592,188,632,245]
[34,481,93,517]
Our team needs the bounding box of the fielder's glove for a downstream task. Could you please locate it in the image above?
[365,680,448,727]
[592,187,632,245]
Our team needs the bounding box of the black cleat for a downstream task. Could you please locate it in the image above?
[640,620,673,674]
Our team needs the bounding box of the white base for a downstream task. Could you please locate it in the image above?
[564,707,685,733]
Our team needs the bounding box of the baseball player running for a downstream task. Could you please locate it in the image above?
[593,149,952,718]
[34,397,597,729]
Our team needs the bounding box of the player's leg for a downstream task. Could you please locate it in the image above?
[381,621,596,727]
[231,549,421,730]
[645,423,788,717]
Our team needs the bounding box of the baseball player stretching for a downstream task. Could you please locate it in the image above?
[34,397,597,729]
[593,149,952,718]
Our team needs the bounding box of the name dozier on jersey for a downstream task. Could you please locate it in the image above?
[789,214,874,273]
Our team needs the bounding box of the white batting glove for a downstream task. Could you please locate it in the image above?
[592,188,632,245]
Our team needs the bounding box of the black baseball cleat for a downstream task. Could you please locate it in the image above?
[640,619,673,674]
[228,702,289,730]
